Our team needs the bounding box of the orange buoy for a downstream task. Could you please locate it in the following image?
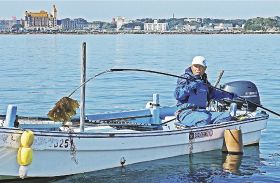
[222,129,243,154]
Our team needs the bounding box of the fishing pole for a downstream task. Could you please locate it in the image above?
[49,67,280,122]
[214,70,224,87]
[109,68,280,117]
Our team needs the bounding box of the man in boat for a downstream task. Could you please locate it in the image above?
[174,56,236,127]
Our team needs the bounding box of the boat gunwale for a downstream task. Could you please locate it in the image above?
[0,114,269,138]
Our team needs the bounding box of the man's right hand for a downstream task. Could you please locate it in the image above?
[188,80,204,90]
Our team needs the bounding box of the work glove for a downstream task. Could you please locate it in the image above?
[229,92,238,100]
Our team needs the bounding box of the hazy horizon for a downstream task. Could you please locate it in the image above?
[0,1,280,22]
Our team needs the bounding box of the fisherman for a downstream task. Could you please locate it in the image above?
[174,56,236,127]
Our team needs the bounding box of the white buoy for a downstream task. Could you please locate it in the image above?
[19,165,28,179]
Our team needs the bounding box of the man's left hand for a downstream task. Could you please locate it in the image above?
[229,93,238,100]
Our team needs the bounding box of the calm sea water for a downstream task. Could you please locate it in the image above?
[0,34,280,182]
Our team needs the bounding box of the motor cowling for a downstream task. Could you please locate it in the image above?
[220,81,261,112]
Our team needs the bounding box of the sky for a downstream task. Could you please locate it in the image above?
[0,0,280,22]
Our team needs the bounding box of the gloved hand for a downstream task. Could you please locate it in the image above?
[189,80,204,90]
[229,92,238,100]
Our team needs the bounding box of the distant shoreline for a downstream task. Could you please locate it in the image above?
[1,31,280,35]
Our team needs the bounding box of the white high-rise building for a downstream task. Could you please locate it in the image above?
[115,16,125,31]
[144,20,168,32]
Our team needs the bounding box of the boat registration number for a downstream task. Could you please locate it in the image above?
[189,129,213,140]
[53,138,73,149]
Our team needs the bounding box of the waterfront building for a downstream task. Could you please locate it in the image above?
[24,5,57,30]
[199,24,215,32]
[60,18,88,31]
[0,20,13,31]
[144,20,168,32]
[88,22,102,31]
[174,24,185,32]
[184,24,200,32]
[134,26,141,31]
[0,19,23,32]
[112,16,126,31]
[273,16,280,21]
[60,18,74,31]
[184,18,202,23]
[213,23,233,31]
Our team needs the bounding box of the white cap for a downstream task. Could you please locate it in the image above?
[192,56,207,68]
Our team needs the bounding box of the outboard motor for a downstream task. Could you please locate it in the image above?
[220,81,260,112]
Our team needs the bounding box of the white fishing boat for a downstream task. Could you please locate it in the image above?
[0,89,269,179]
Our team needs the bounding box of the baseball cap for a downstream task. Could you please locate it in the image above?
[192,56,207,68]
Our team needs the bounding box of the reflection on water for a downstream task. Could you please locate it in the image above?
[4,145,263,183]
[222,154,242,174]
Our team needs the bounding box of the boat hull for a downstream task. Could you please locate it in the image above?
[0,116,268,178]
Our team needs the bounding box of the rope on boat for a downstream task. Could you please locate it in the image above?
[189,128,194,155]
[65,127,78,164]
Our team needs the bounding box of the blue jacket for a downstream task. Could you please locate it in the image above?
[174,67,232,108]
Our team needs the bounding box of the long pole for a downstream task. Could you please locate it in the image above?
[80,42,86,132]
[109,68,280,117]
[214,70,224,87]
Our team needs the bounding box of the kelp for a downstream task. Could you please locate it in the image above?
[48,97,79,123]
